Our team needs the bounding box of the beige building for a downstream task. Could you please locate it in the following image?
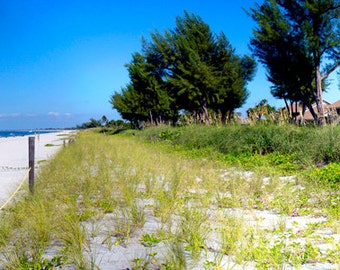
[285,100,340,122]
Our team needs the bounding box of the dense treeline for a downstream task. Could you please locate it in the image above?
[110,1,339,127]
[110,12,256,127]
[76,116,129,129]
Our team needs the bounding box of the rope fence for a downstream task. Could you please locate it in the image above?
[0,135,69,210]
[0,168,31,211]
[0,136,36,210]
[0,166,29,172]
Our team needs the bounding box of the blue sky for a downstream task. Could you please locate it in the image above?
[0,0,339,129]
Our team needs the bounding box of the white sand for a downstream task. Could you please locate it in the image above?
[0,131,74,205]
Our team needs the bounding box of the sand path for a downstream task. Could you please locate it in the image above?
[0,131,73,205]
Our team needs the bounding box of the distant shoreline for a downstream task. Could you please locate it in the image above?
[0,130,62,138]
[0,130,74,203]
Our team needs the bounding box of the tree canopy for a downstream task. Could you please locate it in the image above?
[110,11,256,126]
[249,0,340,124]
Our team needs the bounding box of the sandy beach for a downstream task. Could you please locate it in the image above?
[0,131,339,269]
[0,131,73,206]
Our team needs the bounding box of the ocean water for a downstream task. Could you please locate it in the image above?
[0,130,57,138]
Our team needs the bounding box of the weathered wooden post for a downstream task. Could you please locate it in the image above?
[28,136,35,194]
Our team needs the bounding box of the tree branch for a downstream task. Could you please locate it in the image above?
[321,61,340,80]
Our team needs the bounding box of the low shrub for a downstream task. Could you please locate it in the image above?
[305,162,340,189]
[133,124,340,170]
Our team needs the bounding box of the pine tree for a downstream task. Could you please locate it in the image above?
[146,11,256,124]
[111,11,256,126]
[250,0,340,124]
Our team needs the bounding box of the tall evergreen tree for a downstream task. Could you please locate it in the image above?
[126,53,175,125]
[250,0,340,124]
[110,84,148,128]
[145,11,256,124]
[213,36,256,122]
[111,11,256,125]
[110,53,177,127]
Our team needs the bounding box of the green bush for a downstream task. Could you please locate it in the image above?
[134,123,340,170]
[305,163,340,189]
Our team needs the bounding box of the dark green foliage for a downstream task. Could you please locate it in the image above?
[110,85,149,128]
[247,99,277,122]
[111,11,256,126]
[106,119,129,128]
[77,117,129,130]
[76,118,102,129]
[249,0,340,124]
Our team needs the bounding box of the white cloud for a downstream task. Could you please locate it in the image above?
[64,112,72,117]
[48,112,60,116]
[0,113,20,118]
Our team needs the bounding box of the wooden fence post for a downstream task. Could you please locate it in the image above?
[28,136,35,194]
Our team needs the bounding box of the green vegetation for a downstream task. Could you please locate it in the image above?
[249,0,340,125]
[76,116,129,130]
[137,124,340,173]
[108,1,339,128]
[44,143,56,147]
[110,11,256,127]
[1,1,338,268]
[140,233,161,247]
[0,125,339,269]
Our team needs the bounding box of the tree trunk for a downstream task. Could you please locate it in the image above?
[201,97,210,125]
[284,98,290,119]
[193,111,198,124]
[289,100,293,122]
[221,111,227,124]
[306,101,318,124]
[300,103,306,125]
[300,92,317,124]
[227,111,232,123]
[149,109,154,126]
[315,65,325,126]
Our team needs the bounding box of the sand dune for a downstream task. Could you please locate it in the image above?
[0,131,74,205]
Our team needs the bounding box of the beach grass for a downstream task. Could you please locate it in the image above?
[0,126,339,269]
